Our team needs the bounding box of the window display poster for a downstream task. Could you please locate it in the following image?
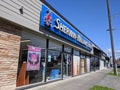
[73,56,80,75]
[81,59,85,73]
[73,59,77,75]
[54,56,57,61]
[27,45,41,71]
[86,58,90,72]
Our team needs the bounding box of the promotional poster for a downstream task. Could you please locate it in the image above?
[27,46,41,71]
[73,56,80,75]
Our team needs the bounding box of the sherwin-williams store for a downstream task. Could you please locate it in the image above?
[0,0,107,90]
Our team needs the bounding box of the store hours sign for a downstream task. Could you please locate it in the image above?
[40,4,92,52]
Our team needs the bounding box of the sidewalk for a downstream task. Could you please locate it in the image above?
[25,69,120,90]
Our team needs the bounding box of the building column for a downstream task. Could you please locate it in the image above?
[0,20,21,90]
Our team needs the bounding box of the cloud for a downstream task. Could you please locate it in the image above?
[116,50,120,53]
[105,48,120,59]
[105,48,112,56]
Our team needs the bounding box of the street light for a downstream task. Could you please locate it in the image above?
[106,0,117,75]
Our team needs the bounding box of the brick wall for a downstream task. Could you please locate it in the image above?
[0,20,21,90]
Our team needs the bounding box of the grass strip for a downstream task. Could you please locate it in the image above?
[108,68,120,77]
[90,85,115,90]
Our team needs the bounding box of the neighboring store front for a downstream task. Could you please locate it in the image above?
[0,0,108,89]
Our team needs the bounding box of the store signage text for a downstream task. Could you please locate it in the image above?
[54,19,91,47]
[54,19,76,39]
[40,4,92,52]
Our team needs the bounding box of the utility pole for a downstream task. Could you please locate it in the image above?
[106,0,117,75]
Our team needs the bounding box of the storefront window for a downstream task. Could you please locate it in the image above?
[46,40,62,81]
[90,56,95,71]
[49,40,62,51]
[27,48,45,84]
[81,53,85,58]
[73,50,79,56]
[17,31,46,87]
[46,50,62,81]
[95,57,100,70]
[64,47,71,53]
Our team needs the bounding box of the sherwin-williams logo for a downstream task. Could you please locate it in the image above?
[44,10,52,27]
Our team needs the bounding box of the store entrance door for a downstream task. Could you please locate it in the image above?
[63,53,72,78]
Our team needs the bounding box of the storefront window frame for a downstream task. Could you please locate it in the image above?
[45,39,63,82]
[17,36,47,87]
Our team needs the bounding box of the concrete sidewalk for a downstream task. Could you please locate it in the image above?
[25,69,120,90]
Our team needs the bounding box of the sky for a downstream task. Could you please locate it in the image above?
[45,0,120,57]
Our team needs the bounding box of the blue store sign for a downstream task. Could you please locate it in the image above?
[40,4,92,52]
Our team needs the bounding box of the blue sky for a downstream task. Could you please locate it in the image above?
[46,0,120,52]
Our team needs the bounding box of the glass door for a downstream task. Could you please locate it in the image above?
[63,53,72,78]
